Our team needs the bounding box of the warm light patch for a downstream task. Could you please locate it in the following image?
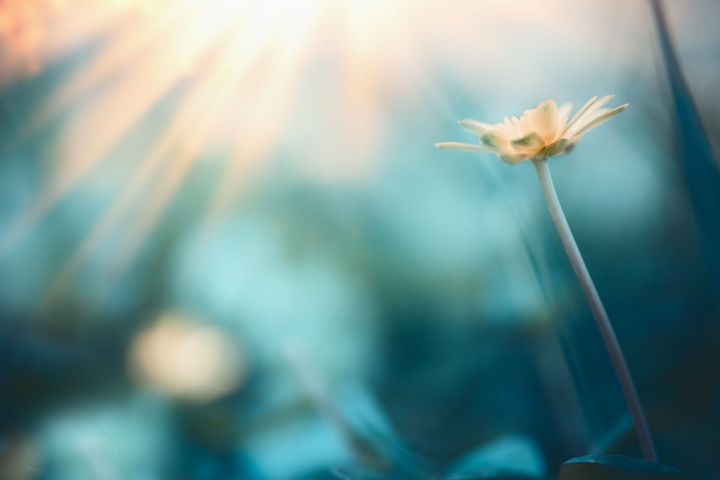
[128,312,245,402]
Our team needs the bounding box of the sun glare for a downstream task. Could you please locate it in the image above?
[1,0,354,296]
[0,0,622,303]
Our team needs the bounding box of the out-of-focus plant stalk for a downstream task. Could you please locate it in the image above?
[649,0,720,287]
[533,158,659,462]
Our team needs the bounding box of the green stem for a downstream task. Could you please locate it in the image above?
[533,158,658,461]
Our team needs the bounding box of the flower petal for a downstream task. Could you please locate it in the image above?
[491,122,518,147]
[571,103,628,137]
[521,100,561,143]
[566,95,615,136]
[564,96,596,133]
[458,119,493,136]
[435,142,491,153]
[557,102,572,133]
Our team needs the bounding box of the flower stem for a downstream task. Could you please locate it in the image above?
[533,158,658,462]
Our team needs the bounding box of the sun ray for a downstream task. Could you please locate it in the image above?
[109,23,284,273]
[44,4,291,301]
[48,0,250,199]
[1,0,261,256]
[205,0,324,222]
[0,0,634,305]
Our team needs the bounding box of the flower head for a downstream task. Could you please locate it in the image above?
[436,96,628,164]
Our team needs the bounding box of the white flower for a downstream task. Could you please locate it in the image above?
[436,95,628,164]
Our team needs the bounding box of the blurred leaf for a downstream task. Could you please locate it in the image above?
[443,435,544,479]
[327,465,414,480]
[559,455,692,480]
[442,474,538,480]
[336,385,428,474]
[649,0,720,288]
[288,348,427,478]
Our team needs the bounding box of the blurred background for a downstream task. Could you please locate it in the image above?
[0,0,719,478]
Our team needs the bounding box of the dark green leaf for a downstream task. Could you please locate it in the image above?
[559,455,693,480]
[442,473,538,480]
